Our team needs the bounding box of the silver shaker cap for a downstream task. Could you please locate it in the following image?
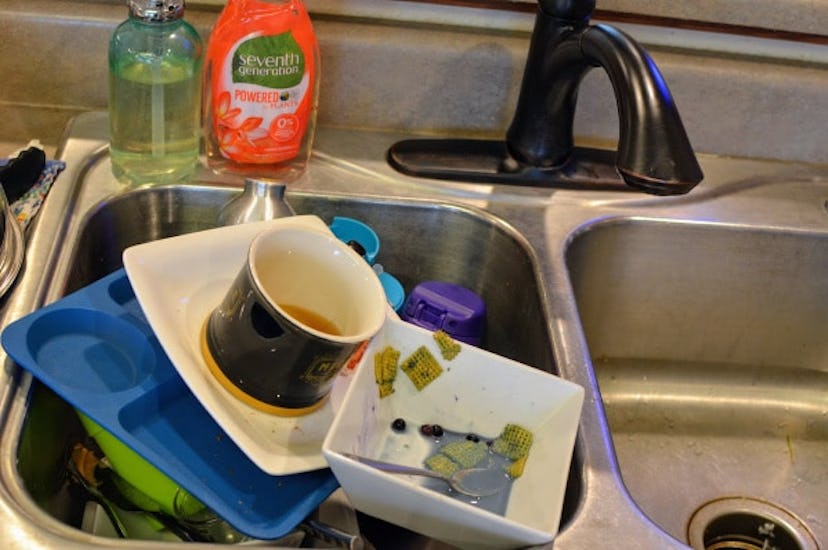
[128,0,185,22]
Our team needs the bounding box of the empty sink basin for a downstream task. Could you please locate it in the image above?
[566,217,827,549]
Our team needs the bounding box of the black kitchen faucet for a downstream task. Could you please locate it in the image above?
[388,0,704,195]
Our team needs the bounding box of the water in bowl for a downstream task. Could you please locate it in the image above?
[381,420,516,515]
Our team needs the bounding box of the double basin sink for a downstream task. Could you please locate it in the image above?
[0,111,826,549]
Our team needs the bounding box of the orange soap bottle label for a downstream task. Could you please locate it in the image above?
[207,0,317,164]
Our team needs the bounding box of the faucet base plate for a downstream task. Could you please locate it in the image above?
[387,138,634,192]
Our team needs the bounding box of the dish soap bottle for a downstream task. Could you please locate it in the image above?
[109,0,203,185]
[204,0,319,182]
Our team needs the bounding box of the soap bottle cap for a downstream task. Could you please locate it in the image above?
[128,0,185,22]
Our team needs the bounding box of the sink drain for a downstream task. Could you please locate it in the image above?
[687,497,819,550]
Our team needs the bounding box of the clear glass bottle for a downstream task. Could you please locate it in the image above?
[109,0,203,185]
[203,0,320,183]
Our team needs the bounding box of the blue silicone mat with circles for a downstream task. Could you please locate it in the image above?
[0,268,338,540]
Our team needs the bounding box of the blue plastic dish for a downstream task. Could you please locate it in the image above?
[329,216,380,265]
[1,269,338,540]
[378,271,405,312]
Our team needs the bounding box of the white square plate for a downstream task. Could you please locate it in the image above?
[123,215,353,475]
[323,316,584,548]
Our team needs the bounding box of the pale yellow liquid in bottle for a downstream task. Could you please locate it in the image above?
[109,55,201,185]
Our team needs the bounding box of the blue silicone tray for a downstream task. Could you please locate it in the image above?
[1,269,338,540]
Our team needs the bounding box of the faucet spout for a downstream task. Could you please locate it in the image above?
[583,25,704,193]
[506,4,702,194]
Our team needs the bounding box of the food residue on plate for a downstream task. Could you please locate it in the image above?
[433,330,461,360]
[400,345,443,391]
[372,330,464,397]
[373,345,400,398]
[425,422,534,479]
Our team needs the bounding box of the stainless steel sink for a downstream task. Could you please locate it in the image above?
[566,218,827,550]
[2,111,828,549]
[0,113,576,548]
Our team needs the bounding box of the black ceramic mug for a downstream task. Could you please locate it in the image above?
[201,225,387,416]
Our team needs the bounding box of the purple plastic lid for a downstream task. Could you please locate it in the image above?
[400,281,486,345]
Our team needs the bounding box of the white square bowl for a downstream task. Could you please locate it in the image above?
[322,317,583,549]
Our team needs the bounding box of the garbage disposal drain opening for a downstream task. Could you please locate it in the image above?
[687,497,819,550]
